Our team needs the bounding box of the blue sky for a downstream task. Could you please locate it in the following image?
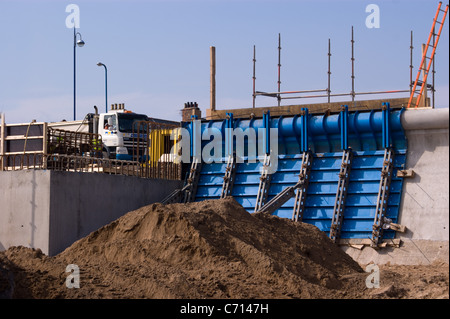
[0,0,448,123]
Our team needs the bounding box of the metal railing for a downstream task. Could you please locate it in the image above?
[0,153,181,180]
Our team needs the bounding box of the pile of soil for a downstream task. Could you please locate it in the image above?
[0,198,448,299]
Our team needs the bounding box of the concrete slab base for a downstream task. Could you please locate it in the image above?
[342,240,449,265]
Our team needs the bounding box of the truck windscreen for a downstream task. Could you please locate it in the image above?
[117,113,149,133]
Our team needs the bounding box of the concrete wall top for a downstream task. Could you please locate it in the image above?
[401,107,449,130]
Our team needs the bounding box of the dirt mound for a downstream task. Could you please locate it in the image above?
[0,197,448,299]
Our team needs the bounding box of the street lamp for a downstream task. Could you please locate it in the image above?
[73,28,85,120]
[97,62,108,113]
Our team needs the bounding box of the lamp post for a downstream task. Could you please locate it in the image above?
[97,62,108,113]
[73,28,85,120]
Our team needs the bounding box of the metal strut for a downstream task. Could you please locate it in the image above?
[292,151,313,222]
[161,184,190,205]
[254,154,272,212]
[221,153,236,198]
[329,149,353,243]
[371,148,395,247]
[160,157,202,204]
[257,180,304,215]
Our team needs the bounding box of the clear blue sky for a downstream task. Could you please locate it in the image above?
[0,0,448,123]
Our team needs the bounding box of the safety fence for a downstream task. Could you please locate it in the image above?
[0,153,181,180]
[0,116,182,180]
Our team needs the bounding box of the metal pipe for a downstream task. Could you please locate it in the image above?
[258,89,409,101]
[328,38,331,103]
[432,26,436,109]
[277,33,281,107]
[210,46,216,111]
[253,45,256,108]
[280,93,349,100]
[280,94,331,100]
[351,26,355,108]
[410,30,413,96]
[354,90,410,95]
[255,89,328,96]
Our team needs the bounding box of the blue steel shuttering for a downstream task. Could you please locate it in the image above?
[185,105,407,240]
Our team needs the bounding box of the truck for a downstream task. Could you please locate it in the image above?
[48,103,180,161]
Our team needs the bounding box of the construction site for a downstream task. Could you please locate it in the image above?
[0,2,449,301]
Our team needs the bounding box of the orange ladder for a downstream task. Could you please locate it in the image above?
[408,2,448,108]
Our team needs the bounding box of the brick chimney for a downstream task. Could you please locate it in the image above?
[181,102,202,122]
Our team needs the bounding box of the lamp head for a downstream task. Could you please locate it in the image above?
[76,39,85,47]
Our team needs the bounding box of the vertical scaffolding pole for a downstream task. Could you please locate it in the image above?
[328,38,331,103]
[253,45,256,108]
[421,44,428,107]
[210,46,216,111]
[410,31,414,96]
[432,25,436,109]
[351,26,355,108]
[277,33,281,107]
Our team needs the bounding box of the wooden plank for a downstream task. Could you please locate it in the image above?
[338,238,401,247]
[397,169,415,178]
[389,222,407,233]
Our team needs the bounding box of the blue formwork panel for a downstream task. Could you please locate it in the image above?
[189,107,407,241]
[269,150,406,239]
[231,161,264,211]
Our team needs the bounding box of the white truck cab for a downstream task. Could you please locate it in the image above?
[98,106,149,160]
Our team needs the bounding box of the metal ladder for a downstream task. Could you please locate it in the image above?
[292,151,313,222]
[408,2,448,108]
[183,157,202,203]
[254,154,272,212]
[371,148,395,247]
[329,149,353,243]
[220,153,236,198]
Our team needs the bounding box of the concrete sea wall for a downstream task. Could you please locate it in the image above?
[0,171,182,256]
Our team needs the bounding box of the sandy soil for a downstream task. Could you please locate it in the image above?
[0,198,448,299]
